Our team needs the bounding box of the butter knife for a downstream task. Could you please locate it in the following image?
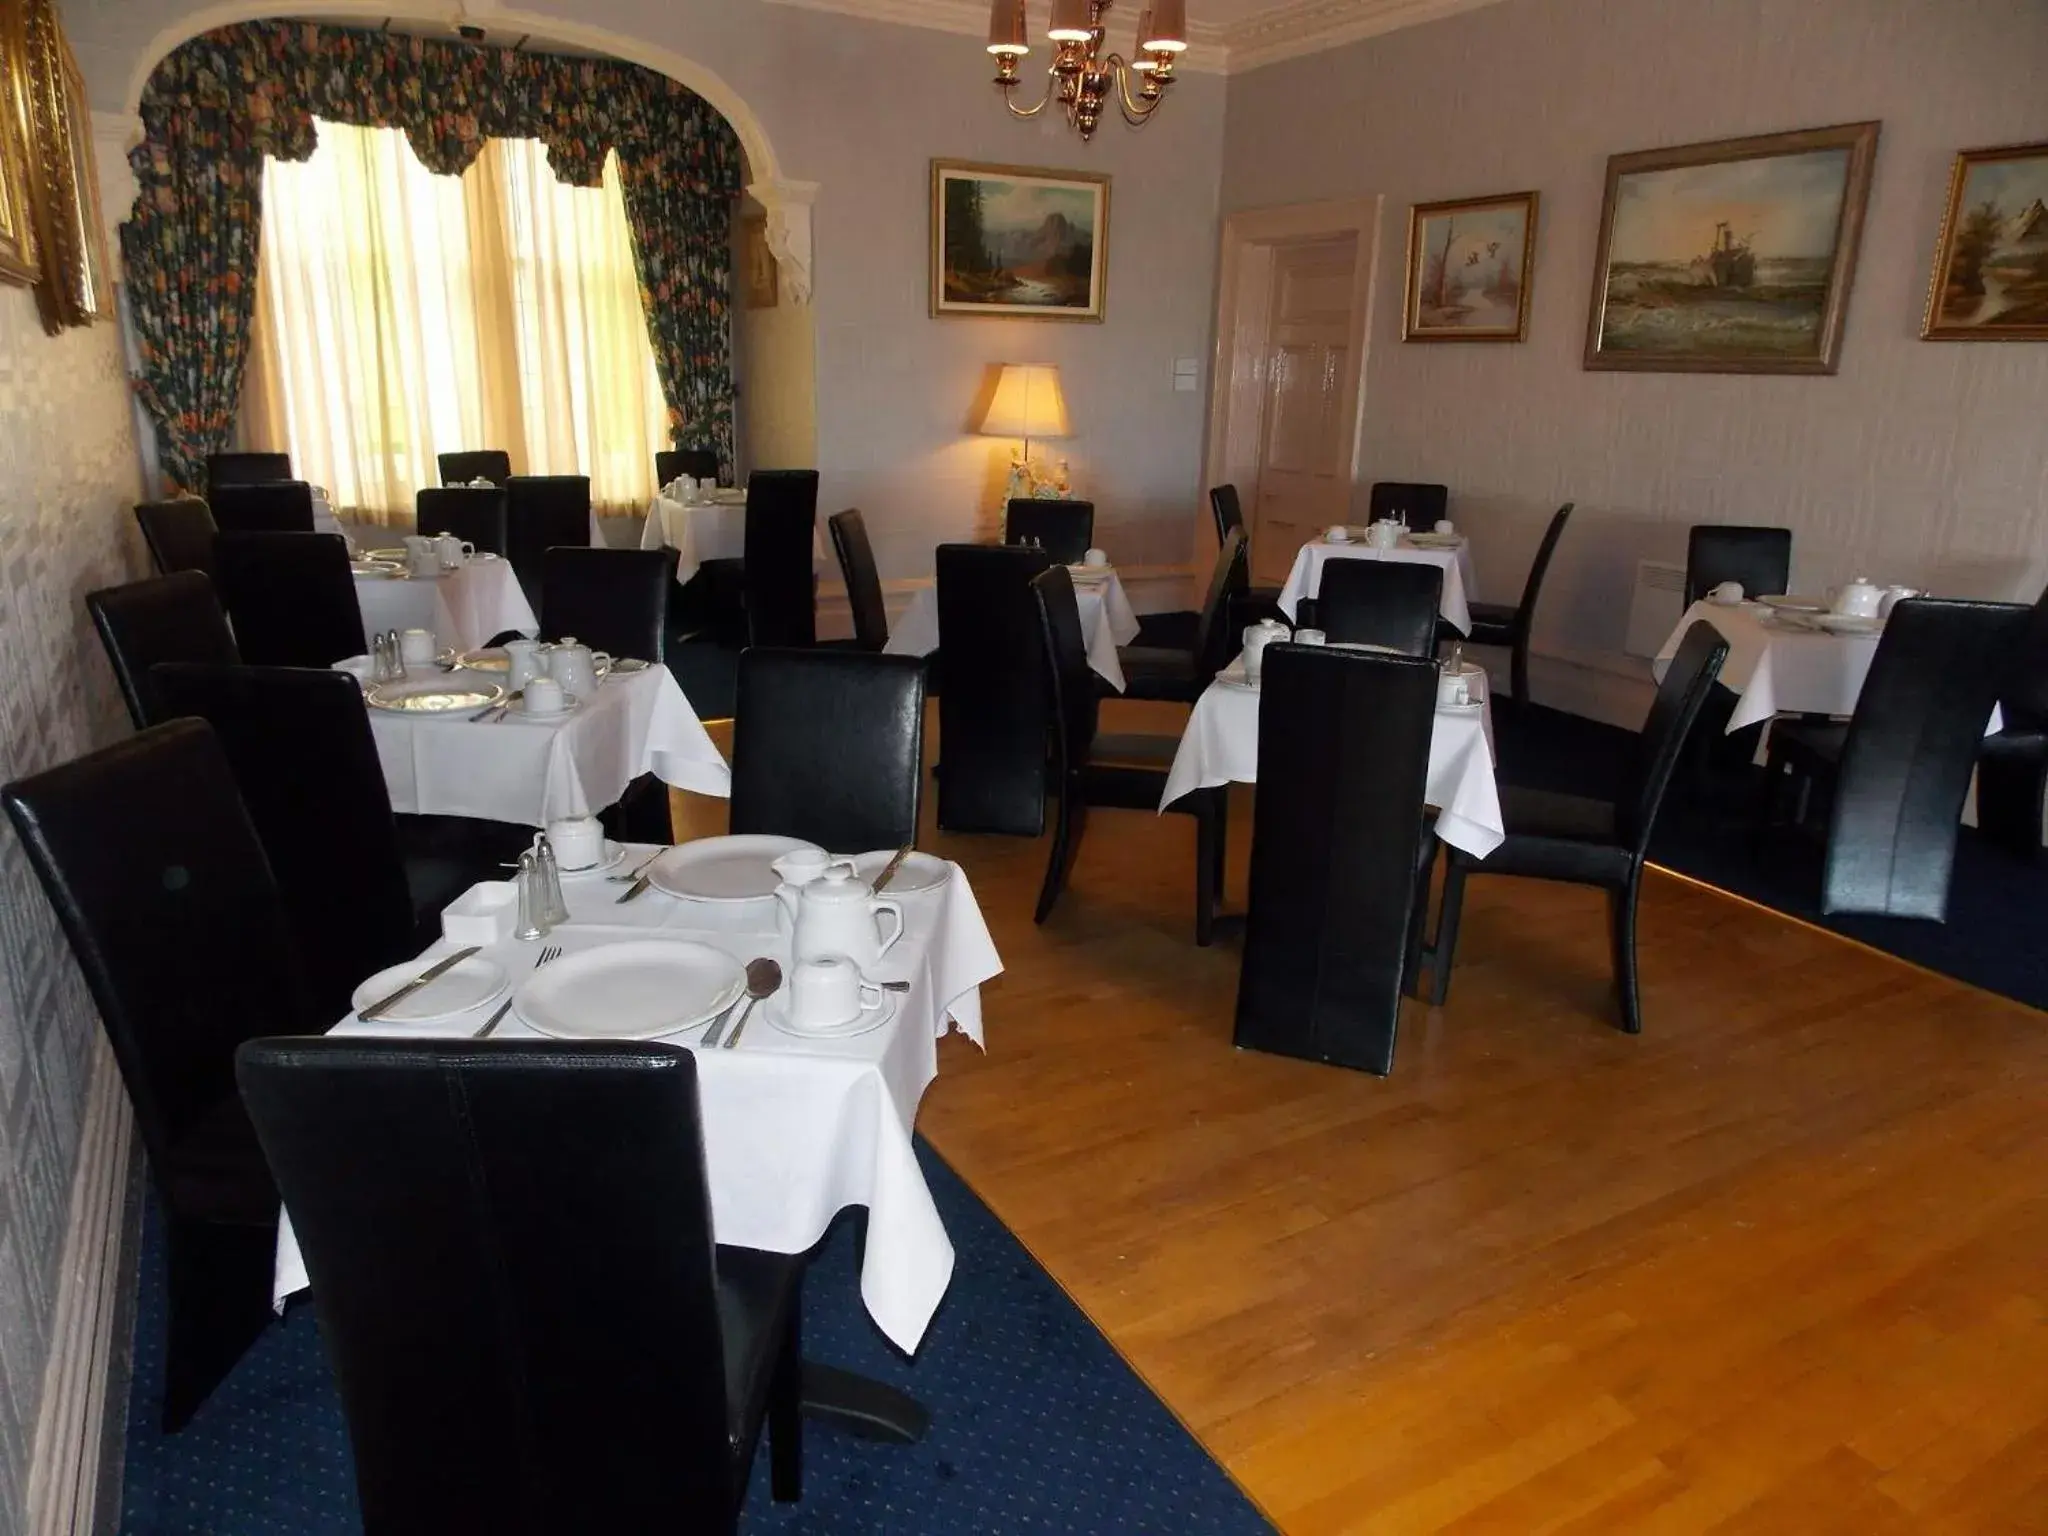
[615,870,655,904]
[359,946,479,1021]
[871,844,914,893]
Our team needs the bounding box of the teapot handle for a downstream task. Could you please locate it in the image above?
[872,898,905,963]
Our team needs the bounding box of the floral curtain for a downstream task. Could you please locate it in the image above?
[122,20,743,492]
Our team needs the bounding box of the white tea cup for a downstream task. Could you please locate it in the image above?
[436,533,475,569]
[789,955,882,1028]
[399,628,438,668]
[1434,519,1455,535]
[1292,628,1327,646]
[546,815,605,871]
[1083,547,1109,569]
[1709,580,1745,606]
[1326,525,1352,544]
[1437,668,1471,707]
[522,674,566,715]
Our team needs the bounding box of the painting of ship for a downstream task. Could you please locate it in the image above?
[1692,221,1757,288]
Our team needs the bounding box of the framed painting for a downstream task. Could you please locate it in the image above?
[1403,190,1538,342]
[0,4,38,285]
[931,160,1108,322]
[20,0,110,328]
[1923,141,2048,341]
[1584,121,1880,375]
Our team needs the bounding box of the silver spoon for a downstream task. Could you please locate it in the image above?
[721,958,782,1049]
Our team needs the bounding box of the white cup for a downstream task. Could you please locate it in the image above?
[437,533,475,569]
[403,535,439,577]
[546,815,605,870]
[1434,519,1455,535]
[399,628,438,668]
[523,674,566,715]
[1083,547,1109,569]
[789,955,883,1028]
[1293,628,1327,646]
[1326,525,1352,544]
[1437,669,1471,707]
[1709,580,1745,605]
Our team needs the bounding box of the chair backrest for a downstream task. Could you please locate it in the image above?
[1619,619,1730,852]
[504,476,591,600]
[1315,559,1444,656]
[828,508,888,652]
[234,1038,743,1531]
[1998,582,2048,730]
[1367,482,1448,527]
[744,469,820,648]
[1825,598,2028,920]
[1004,499,1094,565]
[438,449,512,487]
[1510,501,1573,640]
[539,547,672,663]
[213,530,365,668]
[206,452,293,497]
[87,571,241,729]
[1685,524,1792,606]
[415,487,509,557]
[935,542,1055,835]
[1209,485,1244,545]
[656,448,720,487]
[135,497,218,578]
[1193,526,1250,676]
[731,648,927,851]
[1031,565,1100,786]
[151,663,416,1020]
[210,480,315,534]
[1233,645,1439,1076]
[2,719,315,1189]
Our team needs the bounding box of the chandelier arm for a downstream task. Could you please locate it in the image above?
[999,77,1057,119]
[1110,59,1165,123]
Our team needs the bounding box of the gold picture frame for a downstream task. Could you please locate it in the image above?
[1922,140,2048,342]
[19,0,109,329]
[0,3,39,285]
[1583,121,1880,375]
[1402,190,1538,342]
[931,160,1109,322]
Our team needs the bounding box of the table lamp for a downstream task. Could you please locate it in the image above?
[978,364,1070,500]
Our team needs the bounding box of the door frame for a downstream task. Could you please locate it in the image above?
[1204,198,1383,565]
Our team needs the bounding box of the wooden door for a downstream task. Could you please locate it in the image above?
[1249,236,1360,588]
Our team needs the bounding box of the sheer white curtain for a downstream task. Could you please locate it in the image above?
[246,120,667,523]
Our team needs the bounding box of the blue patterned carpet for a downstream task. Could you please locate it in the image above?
[119,1140,1274,1534]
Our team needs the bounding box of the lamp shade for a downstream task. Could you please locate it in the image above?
[979,365,1070,440]
[987,0,1029,54]
[1141,0,1187,50]
[1048,0,1093,43]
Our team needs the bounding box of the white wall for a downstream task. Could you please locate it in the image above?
[1223,0,2048,714]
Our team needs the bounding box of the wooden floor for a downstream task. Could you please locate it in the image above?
[678,702,2048,1532]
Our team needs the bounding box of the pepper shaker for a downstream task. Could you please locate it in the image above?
[534,834,570,927]
[514,849,547,941]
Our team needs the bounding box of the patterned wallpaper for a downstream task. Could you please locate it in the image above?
[0,282,143,1526]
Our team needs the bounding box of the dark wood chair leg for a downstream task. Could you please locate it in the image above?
[1429,855,1469,1006]
[769,1294,803,1502]
[1609,874,1643,1035]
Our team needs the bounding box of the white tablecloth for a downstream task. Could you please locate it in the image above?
[1160,661,1504,858]
[1276,538,1476,635]
[363,665,730,824]
[641,493,827,585]
[352,558,537,655]
[273,846,1005,1352]
[886,571,1143,692]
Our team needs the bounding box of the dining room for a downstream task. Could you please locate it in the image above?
[2,0,2047,1532]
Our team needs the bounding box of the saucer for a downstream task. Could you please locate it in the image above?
[765,988,897,1040]
[557,840,628,877]
[1810,612,1883,635]
[509,693,580,721]
[1215,660,1259,691]
[1436,698,1486,716]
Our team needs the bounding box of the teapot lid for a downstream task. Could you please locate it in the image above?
[806,860,868,899]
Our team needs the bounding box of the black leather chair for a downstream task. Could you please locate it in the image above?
[87,572,240,729]
[213,530,364,668]
[540,547,671,662]
[505,475,591,603]
[438,449,512,486]
[731,648,926,852]
[234,1038,804,1534]
[415,486,508,558]
[1033,566,1222,944]
[1233,644,1440,1074]
[3,719,315,1429]
[1316,559,1444,656]
[1210,484,1245,544]
[1465,501,1573,710]
[936,542,1055,835]
[1005,499,1094,565]
[206,451,293,498]
[1368,481,1449,527]
[1976,585,2048,863]
[1685,524,1792,606]
[656,447,720,487]
[1429,620,1730,1032]
[135,497,219,578]
[1120,527,1248,704]
[1761,598,2026,920]
[1209,484,1285,624]
[209,480,315,534]
[744,469,820,649]
[829,508,889,652]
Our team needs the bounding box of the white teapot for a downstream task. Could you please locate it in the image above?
[503,638,550,691]
[547,638,606,698]
[1831,576,1885,619]
[1241,618,1289,681]
[772,857,905,972]
[1879,584,1923,619]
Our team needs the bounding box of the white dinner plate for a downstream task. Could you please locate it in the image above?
[1436,699,1486,716]
[351,954,509,1023]
[649,834,823,903]
[1758,594,1829,613]
[366,679,506,714]
[350,559,404,578]
[1068,565,1115,585]
[764,988,897,1040]
[558,840,628,877]
[515,940,744,1040]
[455,647,510,672]
[1810,612,1883,635]
[1214,659,1259,691]
[850,848,952,894]
[1405,533,1462,550]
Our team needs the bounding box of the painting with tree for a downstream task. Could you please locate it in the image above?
[1924,141,2048,341]
[1403,191,1538,341]
[931,160,1108,321]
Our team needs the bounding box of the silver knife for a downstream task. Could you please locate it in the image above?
[359,946,479,1020]
[615,872,654,904]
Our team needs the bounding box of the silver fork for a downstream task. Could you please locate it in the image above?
[471,944,559,1038]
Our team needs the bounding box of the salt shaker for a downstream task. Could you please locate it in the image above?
[514,849,547,941]
[534,834,570,927]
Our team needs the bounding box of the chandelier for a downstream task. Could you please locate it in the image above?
[985,0,1188,140]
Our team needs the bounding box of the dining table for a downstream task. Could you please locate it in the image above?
[1277,532,1477,635]
[887,566,1142,692]
[640,490,827,585]
[352,555,537,654]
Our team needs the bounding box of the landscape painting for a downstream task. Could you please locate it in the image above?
[1923,141,2048,341]
[1585,122,1879,375]
[932,160,1108,322]
[1404,191,1538,341]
